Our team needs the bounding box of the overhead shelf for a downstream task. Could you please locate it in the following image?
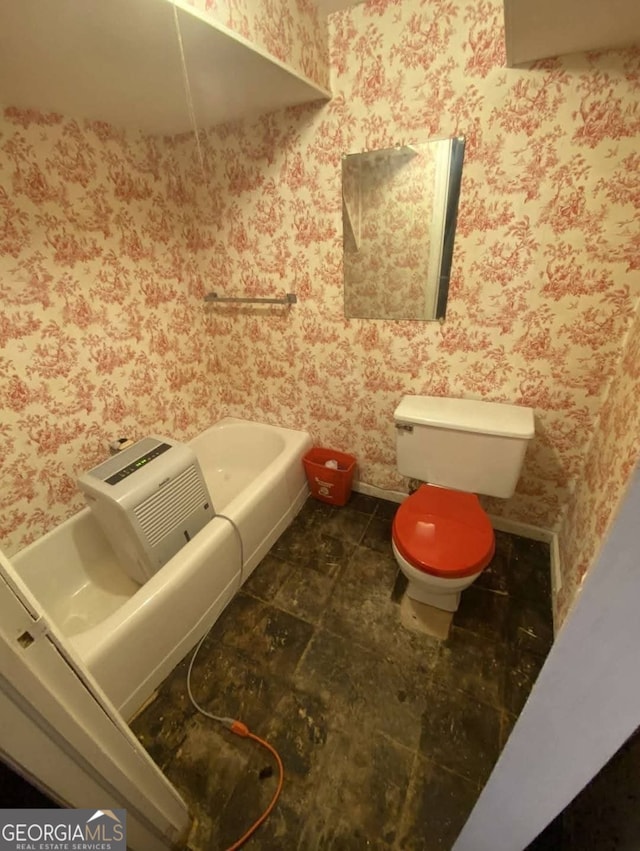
[0,0,331,135]
[504,0,640,65]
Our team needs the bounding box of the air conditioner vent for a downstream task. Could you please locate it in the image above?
[78,436,214,585]
[134,465,208,548]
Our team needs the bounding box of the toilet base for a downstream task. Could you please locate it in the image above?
[400,594,453,640]
[406,579,461,612]
[392,539,483,615]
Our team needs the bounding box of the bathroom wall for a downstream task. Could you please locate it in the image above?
[0,0,329,558]
[0,109,224,555]
[190,0,640,540]
[1,0,639,635]
[555,305,640,626]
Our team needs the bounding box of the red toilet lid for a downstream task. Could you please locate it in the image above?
[392,485,495,579]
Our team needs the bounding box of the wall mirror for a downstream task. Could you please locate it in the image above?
[342,136,465,321]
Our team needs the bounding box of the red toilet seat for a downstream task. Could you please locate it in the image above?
[392,484,495,579]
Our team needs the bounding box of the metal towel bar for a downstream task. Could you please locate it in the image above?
[204,292,297,305]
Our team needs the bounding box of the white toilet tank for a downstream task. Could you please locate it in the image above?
[394,396,535,498]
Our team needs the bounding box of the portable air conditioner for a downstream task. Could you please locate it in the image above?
[78,436,214,585]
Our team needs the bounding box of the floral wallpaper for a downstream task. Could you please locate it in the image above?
[343,144,438,319]
[1,0,639,630]
[0,112,225,554]
[556,308,640,626]
[189,0,640,624]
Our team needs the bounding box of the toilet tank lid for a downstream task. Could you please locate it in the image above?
[394,396,535,439]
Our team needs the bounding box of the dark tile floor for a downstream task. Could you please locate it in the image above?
[131,494,553,851]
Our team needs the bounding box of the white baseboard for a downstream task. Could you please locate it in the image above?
[550,533,562,595]
[354,481,561,593]
[354,482,555,539]
[490,514,562,624]
[353,482,561,598]
[488,514,554,543]
[489,515,560,592]
[352,481,406,504]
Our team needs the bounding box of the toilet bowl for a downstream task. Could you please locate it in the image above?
[392,395,534,614]
[392,484,495,612]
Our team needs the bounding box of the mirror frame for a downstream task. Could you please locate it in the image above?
[436,136,465,319]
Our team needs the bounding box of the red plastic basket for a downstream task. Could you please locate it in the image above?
[302,448,357,506]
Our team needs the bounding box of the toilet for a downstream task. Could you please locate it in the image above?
[392,396,534,612]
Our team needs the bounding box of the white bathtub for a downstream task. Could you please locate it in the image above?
[13,418,311,719]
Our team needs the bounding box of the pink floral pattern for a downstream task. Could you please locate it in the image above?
[1,0,639,631]
[555,309,640,627]
[0,114,220,552]
[343,145,438,319]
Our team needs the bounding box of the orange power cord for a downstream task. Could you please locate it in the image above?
[184,523,283,850]
[223,720,284,851]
